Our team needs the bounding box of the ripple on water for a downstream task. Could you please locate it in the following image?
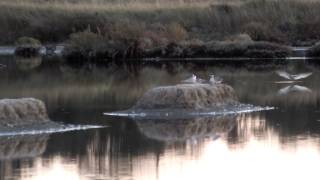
[0,123,106,137]
[103,104,275,119]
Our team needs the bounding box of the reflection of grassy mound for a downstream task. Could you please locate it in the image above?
[135,115,236,142]
[15,56,42,71]
[14,37,42,57]
[0,135,48,159]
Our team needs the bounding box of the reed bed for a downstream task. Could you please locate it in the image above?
[0,0,320,46]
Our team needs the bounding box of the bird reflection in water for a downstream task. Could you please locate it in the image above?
[278,85,312,95]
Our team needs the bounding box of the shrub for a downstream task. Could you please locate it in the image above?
[165,22,188,42]
[205,40,291,58]
[65,31,105,51]
[15,36,41,48]
[63,30,109,60]
[63,30,144,61]
[142,23,169,46]
[14,36,42,57]
[102,21,145,41]
[224,33,253,43]
[242,22,287,43]
[289,21,320,46]
[205,41,249,57]
[245,42,292,58]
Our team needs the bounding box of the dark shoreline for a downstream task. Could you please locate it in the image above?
[2,43,320,67]
[62,40,293,62]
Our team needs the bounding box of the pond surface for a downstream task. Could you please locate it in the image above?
[0,56,320,180]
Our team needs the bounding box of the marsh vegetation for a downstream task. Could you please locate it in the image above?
[1,0,319,59]
[1,0,320,57]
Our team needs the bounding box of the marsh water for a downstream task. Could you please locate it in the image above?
[0,56,320,180]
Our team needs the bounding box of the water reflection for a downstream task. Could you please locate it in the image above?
[277,85,312,95]
[1,113,320,180]
[133,115,236,142]
[15,57,42,71]
[0,57,318,112]
[0,135,48,159]
[0,57,320,179]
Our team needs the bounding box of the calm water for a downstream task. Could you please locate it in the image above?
[0,56,320,180]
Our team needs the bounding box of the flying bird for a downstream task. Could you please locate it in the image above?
[276,71,312,81]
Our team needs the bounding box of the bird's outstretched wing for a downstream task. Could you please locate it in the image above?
[292,72,312,80]
[276,71,292,80]
[276,71,312,81]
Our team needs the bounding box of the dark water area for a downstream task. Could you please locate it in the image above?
[0,56,320,180]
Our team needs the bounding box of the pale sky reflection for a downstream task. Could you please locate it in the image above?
[22,157,80,180]
[24,115,320,180]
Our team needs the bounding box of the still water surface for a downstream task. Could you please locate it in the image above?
[0,56,320,180]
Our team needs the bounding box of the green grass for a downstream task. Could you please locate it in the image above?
[0,0,320,46]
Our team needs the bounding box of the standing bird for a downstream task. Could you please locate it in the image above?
[209,75,223,84]
[181,74,197,83]
[181,74,206,84]
[276,71,312,81]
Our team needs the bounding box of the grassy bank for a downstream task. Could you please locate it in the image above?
[1,0,320,46]
[62,31,291,61]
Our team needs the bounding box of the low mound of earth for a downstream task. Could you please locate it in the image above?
[0,98,50,128]
[133,83,238,110]
[0,98,103,134]
[105,83,273,118]
[134,115,236,142]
